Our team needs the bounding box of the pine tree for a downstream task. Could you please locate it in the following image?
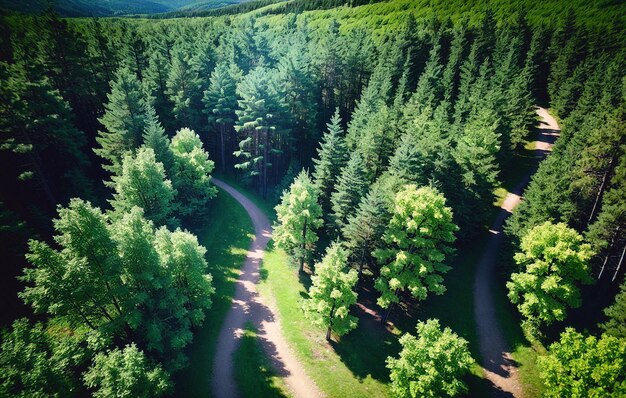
[203,57,241,171]
[234,66,289,199]
[330,151,368,233]
[166,45,203,131]
[142,103,175,178]
[110,147,176,227]
[343,185,390,284]
[95,66,147,176]
[273,170,323,272]
[302,242,358,340]
[312,109,348,215]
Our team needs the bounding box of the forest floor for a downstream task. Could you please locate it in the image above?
[473,107,560,397]
[210,178,322,398]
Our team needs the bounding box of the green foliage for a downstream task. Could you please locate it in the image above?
[84,344,171,398]
[601,281,626,338]
[330,151,368,232]
[374,185,458,310]
[273,170,323,270]
[343,185,390,280]
[142,103,175,177]
[507,222,594,332]
[538,329,626,398]
[301,242,358,339]
[110,147,176,226]
[0,319,87,397]
[169,128,217,221]
[387,319,474,398]
[95,66,147,176]
[313,109,348,214]
[20,199,214,371]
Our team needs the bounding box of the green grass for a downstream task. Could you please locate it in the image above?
[258,245,392,397]
[173,187,254,397]
[233,322,290,398]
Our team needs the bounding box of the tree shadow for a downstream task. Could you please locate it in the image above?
[329,276,402,383]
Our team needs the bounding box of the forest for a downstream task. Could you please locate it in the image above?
[0,0,625,397]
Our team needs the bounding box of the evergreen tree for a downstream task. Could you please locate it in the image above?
[234,66,289,199]
[166,45,203,131]
[302,242,358,340]
[273,170,323,272]
[110,147,176,227]
[330,151,368,233]
[142,103,175,178]
[602,280,626,338]
[342,185,390,284]
[375,186,458,322]
[95,66,147,176]
[312,109,348,215]
[203,56,241,171]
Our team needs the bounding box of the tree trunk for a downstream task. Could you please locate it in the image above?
[357,245,366,288]
[587,156,615,226]
[220,123,226,171]
[326,300,336,341]
[300,219,307,273]
[612,244,626,282]
[382,303,394,324]
[598,228,618,279]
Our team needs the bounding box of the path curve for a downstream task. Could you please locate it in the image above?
[473,107,560,398]
[211,178,323,398]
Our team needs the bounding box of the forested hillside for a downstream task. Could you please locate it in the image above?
[0,0,247,17]
[0,0,625,396]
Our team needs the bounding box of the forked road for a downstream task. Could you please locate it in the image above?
[210,179,322,398]
[473,107,560,397]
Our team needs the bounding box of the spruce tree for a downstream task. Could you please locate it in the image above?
[342,185,390,284]
[95,66,147,176]
[203,57,241,171]
[330,151,368,233]
[142,103,175,178]
[312,109,348,215]
[166,45,203,131]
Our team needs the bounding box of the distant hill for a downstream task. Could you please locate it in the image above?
[0,0,247,16]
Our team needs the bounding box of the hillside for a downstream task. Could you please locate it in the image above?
[0,0,246,16]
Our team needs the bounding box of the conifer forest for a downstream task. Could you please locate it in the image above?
[1,0,626,397]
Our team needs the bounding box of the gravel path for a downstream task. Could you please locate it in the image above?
[210,178,322,398]
[473,108,560,398]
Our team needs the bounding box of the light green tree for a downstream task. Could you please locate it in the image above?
[374,185,457,322]
[0,319,86,397]
[274,170,323,272]
[507,222,594,333]
[302,243,358,340]
[387,319,474,398]
[538,329,626,398]
[169,128,217,221]
[83,344,171,398]
[110,147,176,227]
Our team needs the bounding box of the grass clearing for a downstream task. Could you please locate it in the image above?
[173,187,254,397]
[233,322,290,398]
[258,244,392,397]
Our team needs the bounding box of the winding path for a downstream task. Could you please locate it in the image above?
[210,178,322,398]
[473,107,560,397]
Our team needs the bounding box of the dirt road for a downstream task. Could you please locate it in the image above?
[211,178,322,398]
[473,108,560,397]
